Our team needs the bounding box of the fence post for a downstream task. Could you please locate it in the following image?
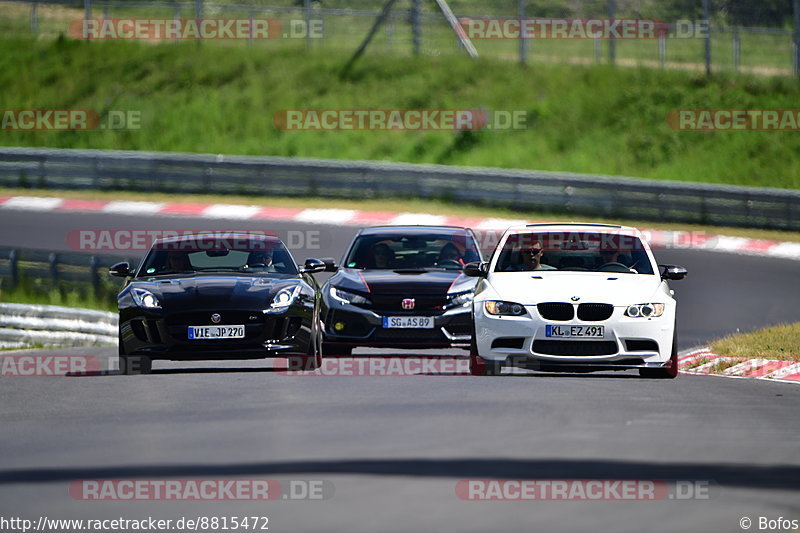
[659,33,666,68]
[733,30,740,73]
[411,0,421,56]
[518,0,527,65]
[794,0,800,76]
[30,0,38,34]
[9,250,18,290]
[594,36,601,64]
[304,0,312,50]
[702,0,711,74]
[607,0,616,65]
[84,0,91,22]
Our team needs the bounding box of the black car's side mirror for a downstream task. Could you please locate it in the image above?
[321,257,339,272]
[301,258,326,274]
[659,264,688,280]
[109,262,131,278]
[463,261,488,278]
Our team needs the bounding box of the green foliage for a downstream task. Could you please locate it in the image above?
[0,37,798,189]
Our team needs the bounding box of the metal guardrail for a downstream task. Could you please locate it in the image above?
[0,303,117,348]
[0,245,134,293]
[0,146,799,230]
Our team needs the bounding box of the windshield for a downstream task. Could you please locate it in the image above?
[138,237,298,276]
[494,232,654,275]
[344,231,481,270]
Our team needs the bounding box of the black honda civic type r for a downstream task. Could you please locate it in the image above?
[320,226,483,355]
[110,233,328,374]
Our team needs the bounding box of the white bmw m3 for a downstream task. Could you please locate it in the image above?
[463,223,687,378]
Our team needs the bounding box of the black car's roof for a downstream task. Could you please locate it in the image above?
[357,226,473,236]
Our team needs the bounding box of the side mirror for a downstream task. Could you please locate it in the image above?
[300,258,326,274]
[321,257,339,272]
[659,264,688,280]
[109,262,131,278]
[463,261,488,278]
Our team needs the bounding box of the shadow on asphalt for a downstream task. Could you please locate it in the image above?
[1,458,798,492]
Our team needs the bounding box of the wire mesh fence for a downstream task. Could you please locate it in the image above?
[3,0,799,76]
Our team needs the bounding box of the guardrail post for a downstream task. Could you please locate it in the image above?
[89,256,100,294]
[304,0,312,50]
[659,34,666,68]
[733,30,740,73]
[84,0,91,25]
[794,0,800,76]
[9,250,18,290]
[49,253,59,288]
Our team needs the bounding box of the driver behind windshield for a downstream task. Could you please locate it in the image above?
[165,251,192,272]
[437,242,464,267]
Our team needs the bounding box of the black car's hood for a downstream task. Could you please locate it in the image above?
[128,274,299,310]
[327,268,475,296]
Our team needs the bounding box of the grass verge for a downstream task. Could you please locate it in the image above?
[710,323,800,362]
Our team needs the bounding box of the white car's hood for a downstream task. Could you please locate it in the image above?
[487,272,662,306]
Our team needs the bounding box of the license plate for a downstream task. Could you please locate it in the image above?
[545,325,604,338]
[188,325,245,339]
[382,316,434,329]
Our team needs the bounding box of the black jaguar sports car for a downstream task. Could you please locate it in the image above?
[321,226,483,354]
[110,233,328,374]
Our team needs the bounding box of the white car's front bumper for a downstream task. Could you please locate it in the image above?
[474,304,675,370]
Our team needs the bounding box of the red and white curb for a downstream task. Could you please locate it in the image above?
[678,347,800,383]
[2,195,800,260]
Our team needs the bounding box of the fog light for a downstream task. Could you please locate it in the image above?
[334,322,346,332]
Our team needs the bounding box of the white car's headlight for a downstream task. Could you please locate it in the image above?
[329,286,371,306]
[131,288,161,309]
[625,303,665,318]
[447,290,473,308]
[270,285,302,311]
[484,300,527,316]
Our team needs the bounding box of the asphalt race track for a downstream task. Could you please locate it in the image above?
[1,209,799,533]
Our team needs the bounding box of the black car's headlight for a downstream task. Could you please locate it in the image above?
[131,288,161,309]
[329,286,371,306]
[446,290,474,308]
[625,303,665,318]
[268,285,302,312]
[484,300,527,316]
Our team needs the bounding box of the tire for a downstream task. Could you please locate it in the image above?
[322,342,352,356]
[639,332,678,379]
[469,331,501,376]
[118,330,152,375]
[287,332,322,372]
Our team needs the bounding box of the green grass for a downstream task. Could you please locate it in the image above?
[710,323,800,362]
[0,36,799,189]
[0,277,119,312]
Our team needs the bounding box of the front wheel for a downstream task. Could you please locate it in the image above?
[469,334,501,376]
[639,332,678,379]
